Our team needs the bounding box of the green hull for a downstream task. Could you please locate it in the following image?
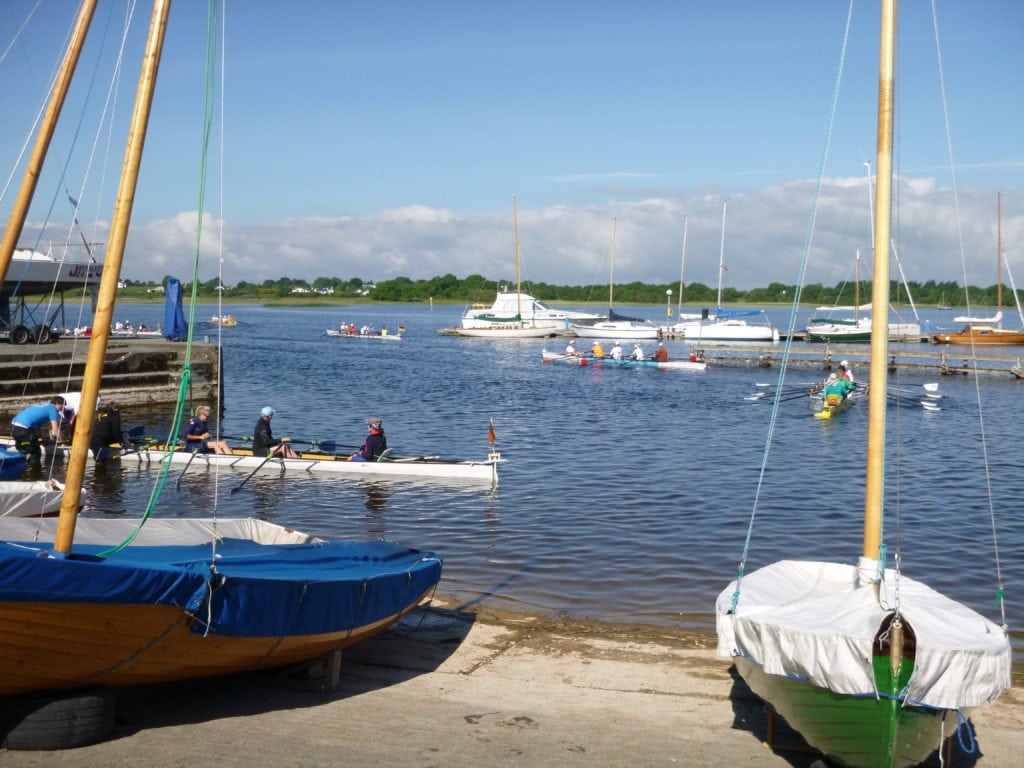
[735,656,952,768]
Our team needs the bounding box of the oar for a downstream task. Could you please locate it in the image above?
[176,449,201,488]
[230,453,279,494]
[388,455,441,463]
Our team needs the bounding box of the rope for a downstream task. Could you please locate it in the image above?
[97,0,223,558]
[927,0,1007,628]
[730,0,855,612]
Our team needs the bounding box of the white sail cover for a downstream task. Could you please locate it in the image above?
[0,481,65,517]
[716,560,1011,710]
[953,310,1002,324]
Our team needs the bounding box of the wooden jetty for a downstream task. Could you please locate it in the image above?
[0,337,220,419]
[691,342,1024,380]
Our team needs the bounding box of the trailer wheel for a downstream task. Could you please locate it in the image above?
[11,325,30,345]
[32,325,52,344]
[0,691,116,750]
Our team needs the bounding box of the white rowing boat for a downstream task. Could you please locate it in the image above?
[541,349,707,372]
[1,440,502,485]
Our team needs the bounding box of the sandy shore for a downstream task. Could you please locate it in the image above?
[1,601,1021,767]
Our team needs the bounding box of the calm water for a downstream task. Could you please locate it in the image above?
[32,302,1024,646]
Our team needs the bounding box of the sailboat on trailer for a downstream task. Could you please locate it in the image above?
[716,2,1011,766]
[0,0,441,701]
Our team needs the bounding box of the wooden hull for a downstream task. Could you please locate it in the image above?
[0,592,430,696]
[931,327,1024,345]
[735,657,951,768]
[0,517,443,696]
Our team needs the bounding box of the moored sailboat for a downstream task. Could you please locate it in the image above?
[570,219,659,340]
[716,3,1011,766]
[0,0,441,707]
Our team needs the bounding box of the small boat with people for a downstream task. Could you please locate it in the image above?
[542,346,707,372]
[209,314,237,326]
[1,434,502,485]
[327,323,403,340]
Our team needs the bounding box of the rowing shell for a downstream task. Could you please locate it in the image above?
[1,440,501,485]
[541,349,707,372]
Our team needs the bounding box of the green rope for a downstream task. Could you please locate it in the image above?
[96,2,221,557]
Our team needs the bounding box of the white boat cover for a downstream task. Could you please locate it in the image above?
[0,516,321,546]
[953,310,1002,324]
[716,560,1011,711]
[0,481,65,517]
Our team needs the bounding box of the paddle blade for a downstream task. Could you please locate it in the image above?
[814,409,832,420]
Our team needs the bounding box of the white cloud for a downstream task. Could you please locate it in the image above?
[28,179,1020,291]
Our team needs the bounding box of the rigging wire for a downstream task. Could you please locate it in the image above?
[729,0,856,611]
[928,0,1006,628]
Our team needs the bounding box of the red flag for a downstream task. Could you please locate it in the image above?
[487,419,496,444]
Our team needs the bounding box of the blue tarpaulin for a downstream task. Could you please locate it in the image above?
[163,277,188,341]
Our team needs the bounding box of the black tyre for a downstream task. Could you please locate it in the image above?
[11,325,30,345]
[32,325,52,344]
[0,690,116,750]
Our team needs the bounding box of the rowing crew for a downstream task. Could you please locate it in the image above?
[565,340,668,362]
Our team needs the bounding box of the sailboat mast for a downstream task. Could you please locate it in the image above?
[55,0,173,553]
[609,218,616,308]
[513,194,522,324]
[0,0,98,279]
[716,200,728,308]
[677,214,688,316]
[997,191,1002,314]
[862,0,897,567]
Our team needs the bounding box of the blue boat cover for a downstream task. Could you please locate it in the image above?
[608,308,647,323]
[0,538,442,638]
[0,449,27,480]
[715,307,764,319]
[163,277,188,341]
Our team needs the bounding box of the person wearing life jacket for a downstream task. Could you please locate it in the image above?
[822,372,852,403]
[652,342,669,362]
[591,342,605,359]
[838,360,855,385]
[349,418,387,462]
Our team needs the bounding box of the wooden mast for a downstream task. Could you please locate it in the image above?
[55,0,173,553]
[862,0,897,568]
[0,0,98,279]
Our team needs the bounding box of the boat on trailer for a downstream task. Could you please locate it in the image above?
[716,2,1011,765]
[0,0,443,707]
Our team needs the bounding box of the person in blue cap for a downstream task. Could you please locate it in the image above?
[252,406,298,458]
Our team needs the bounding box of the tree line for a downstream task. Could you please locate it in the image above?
[116,274,1019,308]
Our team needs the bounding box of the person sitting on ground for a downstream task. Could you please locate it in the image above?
[838,360,855,385]
[253,406,299,458]
[822,372,853,402]
[183,405,232,454]
[10,396,65,456]
[349,418,387,462]
[610,342,623,360]
[591,341,605,359]
[632,343,645,361]
[90,399,123,462]
[652,342,669,362]
[565,339,579,356]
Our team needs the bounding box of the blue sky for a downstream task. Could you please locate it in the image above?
[2,1,1022,294]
